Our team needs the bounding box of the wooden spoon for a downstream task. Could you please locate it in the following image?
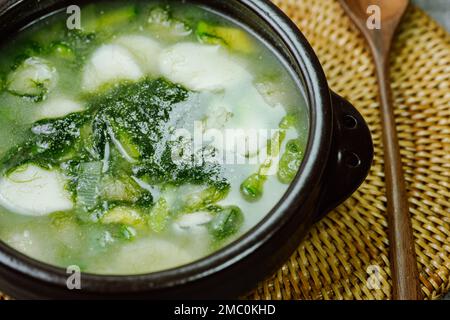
[338,0,422,300]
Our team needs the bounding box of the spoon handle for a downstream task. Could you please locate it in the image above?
[375,56,422,300]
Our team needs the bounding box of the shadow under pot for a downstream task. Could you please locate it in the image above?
[0,0,373,299]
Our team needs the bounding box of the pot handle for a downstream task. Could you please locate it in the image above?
[313,92,374,221]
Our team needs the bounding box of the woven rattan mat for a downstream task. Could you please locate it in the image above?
[246,0,450,300]
[1,0,449,300]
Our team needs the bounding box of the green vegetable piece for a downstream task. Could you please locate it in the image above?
[240,173,266,202]
[113,129,141,161]
[258,129,286,177]
[149,197,170,233]
[76,161,103,212]
[101,175,141,203]
[266,129,286,158]
[84,5,137,32]
[203,185,230,204]
[182,184,230,213]
[50,42,75,60]
[99,6,137,27]
[279,114,297,129]
[32,113,90,161]
[118,225,137,241]
[101,206,144,227]
[277,139,304,184]
[208,206,244,241]
[196,21,255,54]
[0,113,90,173]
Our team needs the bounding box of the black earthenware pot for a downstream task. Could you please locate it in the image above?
[0,0,373,299]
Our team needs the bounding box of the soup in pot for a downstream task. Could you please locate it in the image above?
[0,1,308,274]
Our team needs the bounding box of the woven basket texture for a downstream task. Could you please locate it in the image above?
[246,0,450,300]
[1,0,449,300]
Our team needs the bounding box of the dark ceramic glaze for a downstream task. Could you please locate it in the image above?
[0,0,374,299]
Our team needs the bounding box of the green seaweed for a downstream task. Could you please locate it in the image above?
[0,78,231,233]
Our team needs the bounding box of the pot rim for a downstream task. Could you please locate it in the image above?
[0,0,333,292]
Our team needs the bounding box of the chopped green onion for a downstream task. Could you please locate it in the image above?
[196,21,255,54]
[208,206,244,241]
[277,139,304,184]
[279,114,297,129]
[240,173,266,202]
